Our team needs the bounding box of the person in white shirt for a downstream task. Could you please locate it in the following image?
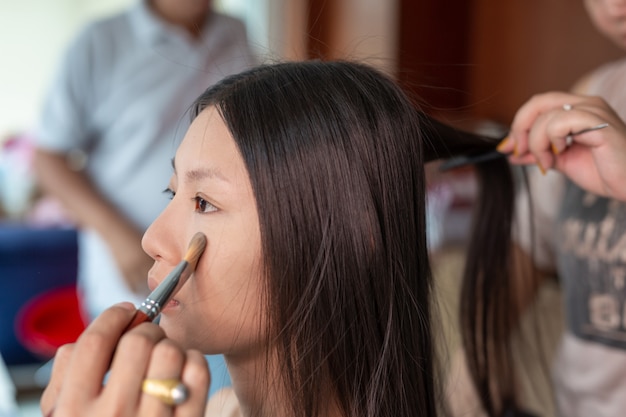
[33,0,256,396]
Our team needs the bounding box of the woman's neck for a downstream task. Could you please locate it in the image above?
[226,351,288,417]
[225,352,345,417]
[149,0,210,39]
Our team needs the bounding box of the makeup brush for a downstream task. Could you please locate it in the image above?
[41,232,208,417]
[124,232,207,331]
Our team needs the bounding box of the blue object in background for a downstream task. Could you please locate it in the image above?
[205,354,231,396]
[0,223,232,396]
[0,223,78,365]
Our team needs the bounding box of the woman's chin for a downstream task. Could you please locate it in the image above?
[158,311,221,353]
[157,313,185,340]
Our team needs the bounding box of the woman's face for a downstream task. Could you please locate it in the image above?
[142,106,264,359]
[585,0,626,50]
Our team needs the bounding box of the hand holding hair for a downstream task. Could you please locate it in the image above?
[501,91,626,201]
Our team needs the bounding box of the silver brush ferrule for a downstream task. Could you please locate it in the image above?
[138,261,188,320]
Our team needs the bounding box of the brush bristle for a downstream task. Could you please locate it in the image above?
[184,232,207,269]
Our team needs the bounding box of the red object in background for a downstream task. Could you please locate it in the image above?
[15,285,87,359]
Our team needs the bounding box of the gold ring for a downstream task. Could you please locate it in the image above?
[141,378,189,405]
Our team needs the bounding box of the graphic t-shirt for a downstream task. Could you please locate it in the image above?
[558,187,626,349]
[516,57,626,417]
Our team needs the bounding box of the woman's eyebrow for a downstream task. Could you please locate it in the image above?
[170,158,228,183]
[186,167,228,183]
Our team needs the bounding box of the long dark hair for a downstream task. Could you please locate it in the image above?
[422,115,530,416]
[422,117,526,415]
[462,159,519,415]
[192,60,439,417]
[422,117,522,416]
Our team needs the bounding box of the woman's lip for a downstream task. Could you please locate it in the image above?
[147,274,184,309]
[162,299,180,311]
[147,275,159,292]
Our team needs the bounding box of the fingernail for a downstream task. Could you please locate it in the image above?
[114,302,136,311]
[551,143,560,155]
[537,160,546,175]
[496,136,512,152]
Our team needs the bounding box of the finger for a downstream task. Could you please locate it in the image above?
[511,92,582,136]
[511,94,612,171]
[139,339,187,416]
[102,322,167,413]
[525,106,556,172]
[60,303,137,406]
[556,111,608,148]
[507,153,538,166]
[40,344,74,415]
[495,135,515,156]
[175,350,210,417]
[510,92,585,154]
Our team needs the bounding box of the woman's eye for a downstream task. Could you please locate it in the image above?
[194,196,218,213]
[163,188,175,200]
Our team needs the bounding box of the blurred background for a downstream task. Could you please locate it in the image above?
[0,0,622,416]
[2,0,622,220]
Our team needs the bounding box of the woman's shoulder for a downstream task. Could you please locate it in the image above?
[573,57,626,95]
[205,387,241,417]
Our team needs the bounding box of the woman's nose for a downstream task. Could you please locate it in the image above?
[606,0,626,19]
[142,202,180,263]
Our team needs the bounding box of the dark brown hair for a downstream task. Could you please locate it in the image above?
[190,59,526,417]
[422,119,531,417]
[192,60,439,417]
[423,118,527,416]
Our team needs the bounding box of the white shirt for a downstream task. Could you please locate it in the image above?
[36,0,256,316]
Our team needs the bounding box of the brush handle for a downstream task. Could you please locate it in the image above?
[142,261,187,313]
[123,310,151,332]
